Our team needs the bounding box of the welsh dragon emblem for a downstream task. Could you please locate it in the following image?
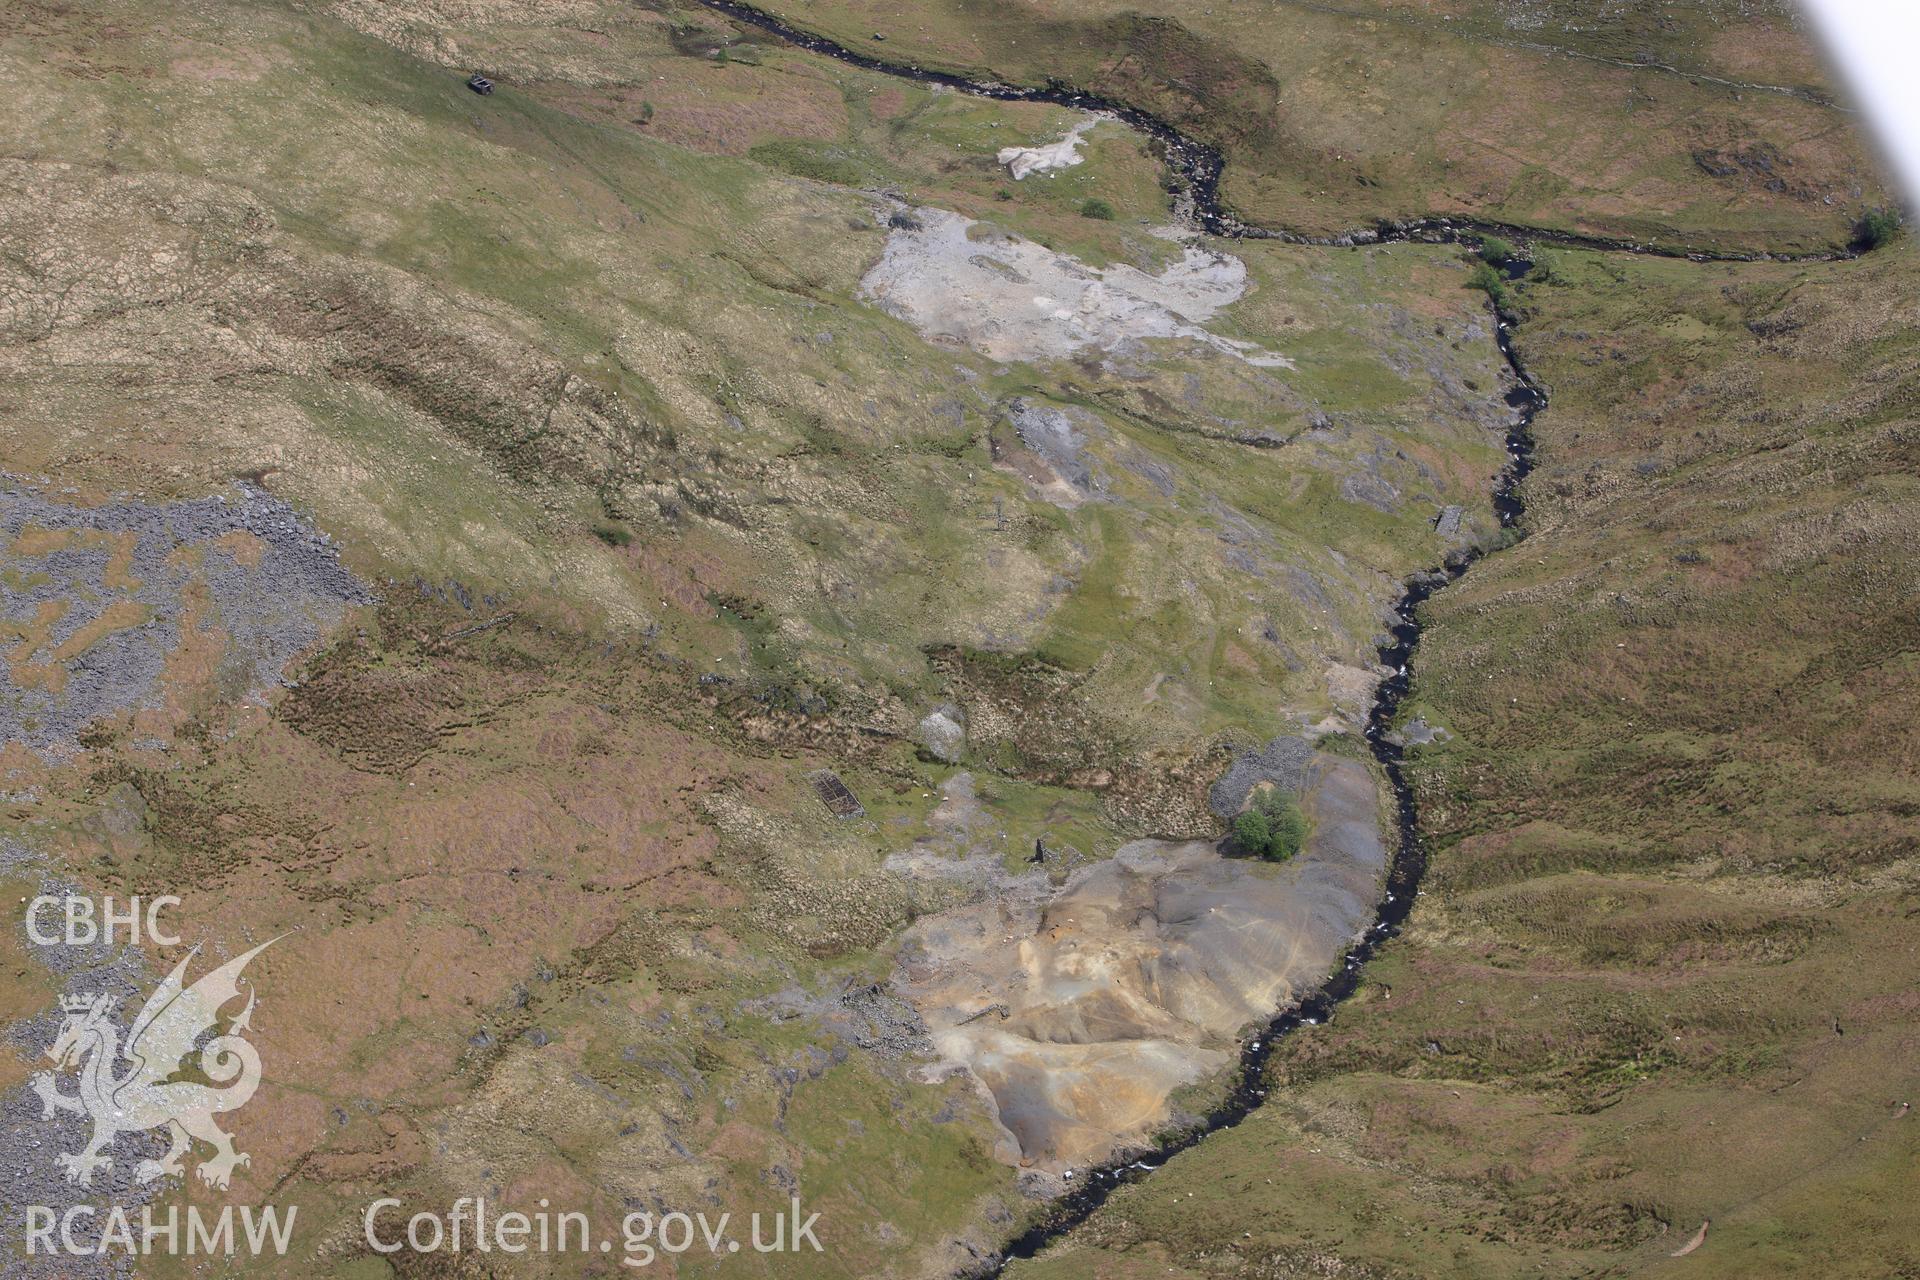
[31,939,277,1190]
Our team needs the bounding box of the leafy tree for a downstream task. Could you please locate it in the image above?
[1477,235,1517,265]
[1855,208,1903,251]
[1233,790,1310,861]
[1264,800,1307,860]
[1465,261,1509,311]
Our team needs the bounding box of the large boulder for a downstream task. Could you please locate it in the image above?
[916,703,967,763]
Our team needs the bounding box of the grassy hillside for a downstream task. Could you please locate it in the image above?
[738,0,1887,253]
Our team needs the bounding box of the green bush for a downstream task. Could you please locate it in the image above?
[1264,799,1308,860]
[1233,789,1310,861]
[1079,198,1116,221]
[1465,261,1510,310]
[592,523,632,547]
[1477,235,1517,265]
[1856,208,1903,251]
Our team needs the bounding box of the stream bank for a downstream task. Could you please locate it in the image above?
[985,315,1542,1271]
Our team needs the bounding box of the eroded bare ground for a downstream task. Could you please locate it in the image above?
[890,755,1384,1176]
[860,208,1291,368]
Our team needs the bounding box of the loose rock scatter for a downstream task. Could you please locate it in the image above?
[0,483,372,757]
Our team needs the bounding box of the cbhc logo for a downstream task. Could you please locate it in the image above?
[26,896,182,946]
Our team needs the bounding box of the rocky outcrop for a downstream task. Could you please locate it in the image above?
[916,703,968,763]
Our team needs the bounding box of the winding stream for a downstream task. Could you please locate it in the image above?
[984,309,1542,1273]
[699,0,1838,263]
[690,1,1552,1270]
